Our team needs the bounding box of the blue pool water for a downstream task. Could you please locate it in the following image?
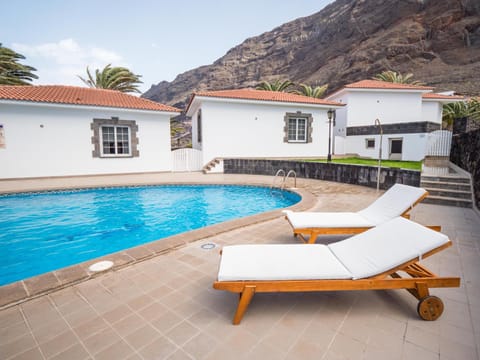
[0,185,300,285]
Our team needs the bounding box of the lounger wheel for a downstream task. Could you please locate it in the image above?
[417,296,444,321]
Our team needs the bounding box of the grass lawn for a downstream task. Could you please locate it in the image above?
[305,157,422,170]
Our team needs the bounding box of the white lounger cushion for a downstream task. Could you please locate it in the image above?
[329,217,449,279]
[357,184,427,225]
[284,183,427,229]
[283,211,373,229]
[217,217,449,283]
[217,244,352,281]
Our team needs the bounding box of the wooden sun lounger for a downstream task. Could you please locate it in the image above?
[213,218,460,325]
[284,183,430,244]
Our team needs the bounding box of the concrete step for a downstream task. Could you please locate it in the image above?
[425,188,472,199]
[420,180,472,191]
[421,175,471,184]
[423,196,473,208]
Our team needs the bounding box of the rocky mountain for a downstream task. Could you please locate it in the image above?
[143,0,480,109]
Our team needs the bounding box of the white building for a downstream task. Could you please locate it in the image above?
[325,80,463,161]
[0,85,180,179]
[185,89,344,168]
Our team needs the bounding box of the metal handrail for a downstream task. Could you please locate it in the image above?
[283,170,297,189]
[271,169,286,191]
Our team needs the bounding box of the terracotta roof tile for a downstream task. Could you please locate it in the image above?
[192,88,343,107]
[422,93,464,100]
[0,85,180,112]
[345,79,433,90]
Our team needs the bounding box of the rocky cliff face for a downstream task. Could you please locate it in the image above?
[143,0,480,108]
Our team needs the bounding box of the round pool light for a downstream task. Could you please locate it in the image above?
[88,260,114,272]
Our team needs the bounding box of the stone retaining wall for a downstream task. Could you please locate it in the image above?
[450,129,480,208]
[223,159,420,190]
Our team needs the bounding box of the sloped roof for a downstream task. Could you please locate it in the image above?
[0,85,180,112]
[422,93,464,100]
[345,80,434,90]
[187,88,343,112]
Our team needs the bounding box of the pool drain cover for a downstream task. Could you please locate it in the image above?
[200,243,216,250]
[89,260,114,272]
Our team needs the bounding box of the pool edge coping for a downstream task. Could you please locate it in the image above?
[0,184,316,309]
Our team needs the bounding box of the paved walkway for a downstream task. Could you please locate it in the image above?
[1,173,479,359]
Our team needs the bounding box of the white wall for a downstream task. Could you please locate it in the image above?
[422,101,443,124]
[196,101,331,165]
[0,102,173,179]
[345,133,428,161]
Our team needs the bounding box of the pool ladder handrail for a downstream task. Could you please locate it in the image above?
[282,170,297,190]
[271,169,286,192]
[271,169,297,192]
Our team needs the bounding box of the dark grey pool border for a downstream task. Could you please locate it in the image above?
[0,184,315,309]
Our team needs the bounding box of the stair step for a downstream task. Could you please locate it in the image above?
[423,196,472,208]
[425,188,472,199]
[420,180,471,190]
[421,175,470,183]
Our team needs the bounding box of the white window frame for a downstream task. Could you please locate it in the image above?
[288,117,307,143]
[100,125,132,157]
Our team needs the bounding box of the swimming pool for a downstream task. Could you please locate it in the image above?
[0,185,300,286]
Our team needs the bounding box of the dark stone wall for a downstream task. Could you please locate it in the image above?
[346,121,440,136]
[450,129,480,208]
[223,159,421,190]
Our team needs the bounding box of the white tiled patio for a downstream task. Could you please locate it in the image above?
[0,173,479,359]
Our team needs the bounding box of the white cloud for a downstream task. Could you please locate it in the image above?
[11,39,127,87]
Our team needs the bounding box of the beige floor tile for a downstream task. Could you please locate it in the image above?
[94,339,136,360]
[402,341,438,360]
[49,343,90,360]
[111,313,147,338]
[82,327,122,355]
[182,331,218,359]
[8,346,44,360]
[165,320,200,347]
[405,324,440,353]
[39,330,79,359]
[150,310,183,333]
[72,317,109,341]
[0,332,37,359]
[0,320,29,346]
[124,324,162,349]
[167,349,194,360]
[138,336,177,360]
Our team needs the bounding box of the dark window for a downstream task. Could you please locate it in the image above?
[366,138,375,149]
[391,139,403,154]
[197,109,202,143]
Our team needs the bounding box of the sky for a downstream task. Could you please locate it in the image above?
[2,0,334,94]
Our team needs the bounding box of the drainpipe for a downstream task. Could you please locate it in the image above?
[375,119,383,192]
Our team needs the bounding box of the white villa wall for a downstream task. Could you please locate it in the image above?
[422,101,443,124]
[346,133,428,161]
[192,101,331,165]
[0,102,172,179]
[343,91,422,126]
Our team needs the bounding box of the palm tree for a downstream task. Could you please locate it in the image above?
[468,98,480,123]
[256,79,294,92]
[292,83,328,98]
[442,101,471,130]
[373,70,425,86]
[78,64,142,93]
[0,43,38,85]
